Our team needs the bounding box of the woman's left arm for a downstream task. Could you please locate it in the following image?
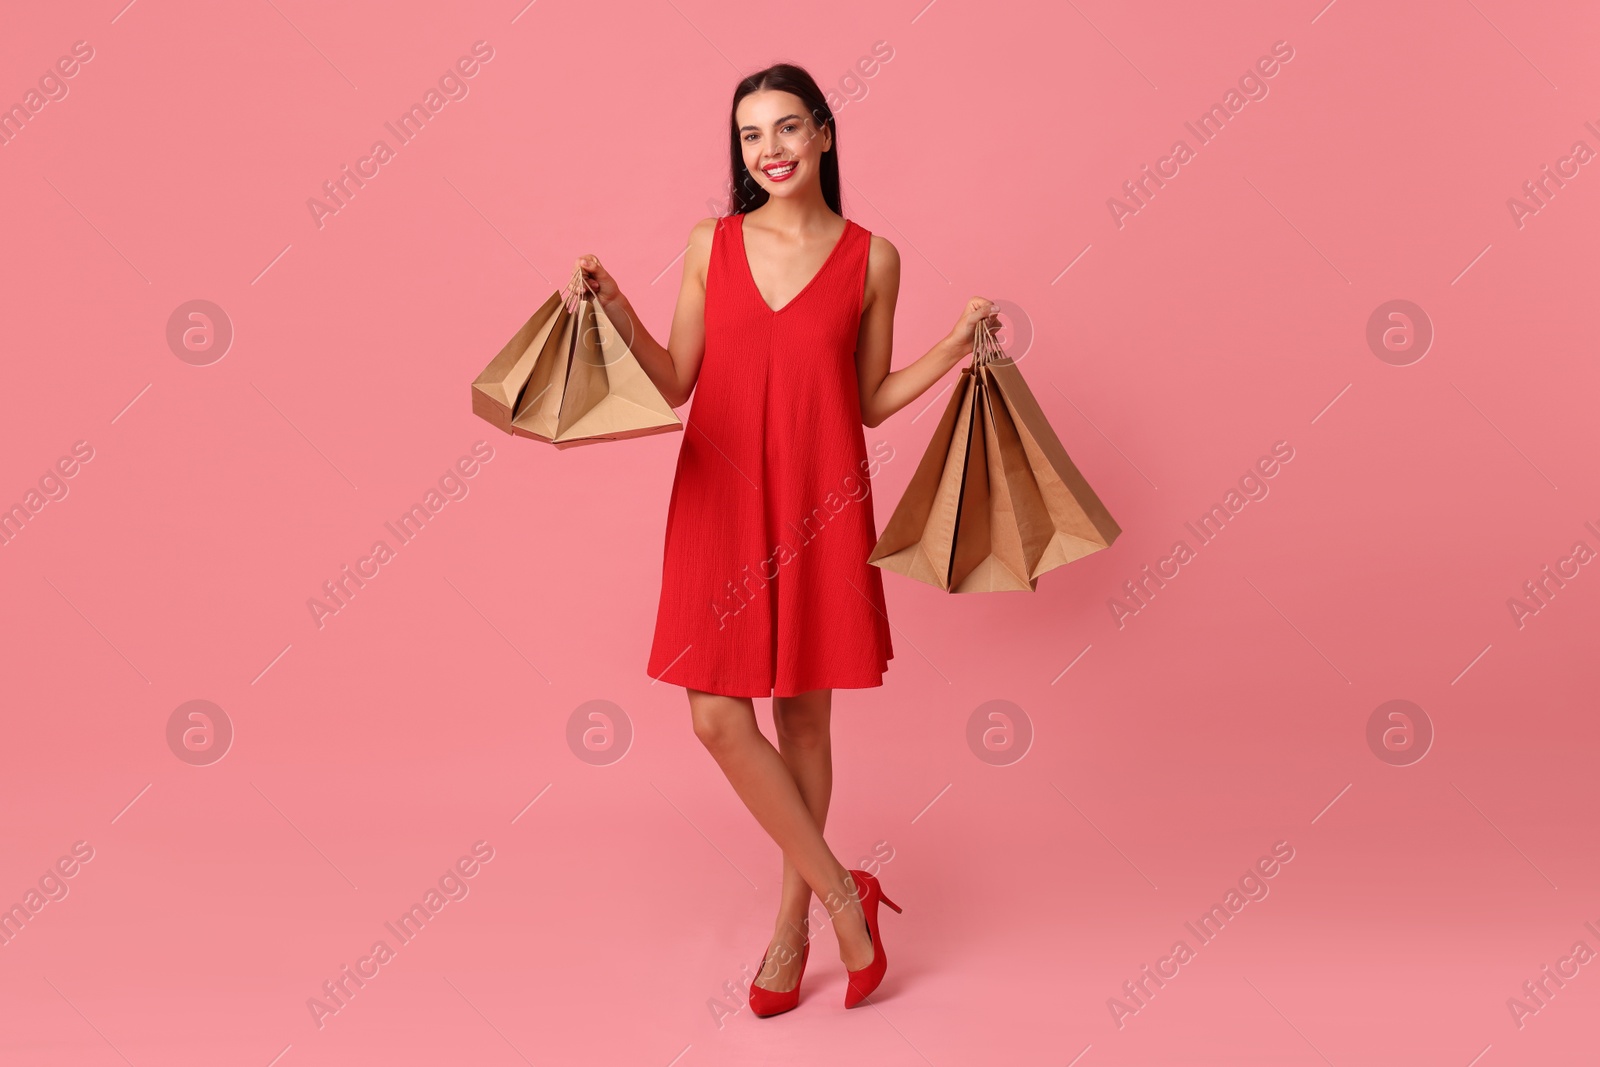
[856,235,999,428]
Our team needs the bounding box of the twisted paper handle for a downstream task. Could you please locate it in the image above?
[973,314,1003,366]
[564,263,599,314]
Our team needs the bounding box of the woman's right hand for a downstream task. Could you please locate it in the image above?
[573,254,626,316]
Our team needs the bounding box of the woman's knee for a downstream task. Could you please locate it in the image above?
[689,694,752,752]
[773,698,831,750]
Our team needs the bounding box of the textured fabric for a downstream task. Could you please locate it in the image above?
[646,212,895,698]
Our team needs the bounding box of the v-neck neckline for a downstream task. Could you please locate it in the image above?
[736,213,853,315]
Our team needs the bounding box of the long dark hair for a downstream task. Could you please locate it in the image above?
[727,64,842,216]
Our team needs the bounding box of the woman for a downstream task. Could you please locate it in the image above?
[573,63,998,1014]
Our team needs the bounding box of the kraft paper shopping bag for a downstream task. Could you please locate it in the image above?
[471,266,681,448]
[868,319,1120,592]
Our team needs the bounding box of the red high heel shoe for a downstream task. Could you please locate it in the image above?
[748,940,809,1017]
[843,869,903,1008]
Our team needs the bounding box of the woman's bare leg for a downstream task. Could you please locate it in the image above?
[754,688,834,992]
[687,687,873,975]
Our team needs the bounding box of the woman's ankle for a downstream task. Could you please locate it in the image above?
[830,895,867,939]
[773,912,811,942]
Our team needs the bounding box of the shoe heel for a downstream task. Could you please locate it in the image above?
[879,890,902,913]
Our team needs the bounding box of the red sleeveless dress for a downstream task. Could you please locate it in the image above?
[647,212,895,698]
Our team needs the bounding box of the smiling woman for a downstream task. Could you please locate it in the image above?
[563,60,1000,1019]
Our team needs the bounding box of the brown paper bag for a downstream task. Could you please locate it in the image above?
[868,368,978,589]
[470,288,565,434]
[471,266,681,448]
[985,356,1122,574]
[868,320,1120,592]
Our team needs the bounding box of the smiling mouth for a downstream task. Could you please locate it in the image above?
[761,161,797,180]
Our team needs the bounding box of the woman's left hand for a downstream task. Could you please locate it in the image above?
[573,254,628,316]
[946,297,1002,360]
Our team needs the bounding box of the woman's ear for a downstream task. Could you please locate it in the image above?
[806,112,831,154]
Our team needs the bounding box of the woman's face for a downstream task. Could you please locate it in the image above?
[737,89,831,200]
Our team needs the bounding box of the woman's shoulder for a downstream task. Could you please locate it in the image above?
[688,215,722,248]
[864,231,899,276]
[861,230,900,313]
[683,216,724,270]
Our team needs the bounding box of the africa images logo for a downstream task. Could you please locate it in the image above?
[1107,441,1295,628]
[306,841,495,1029]
[1106,39,1296,229]
[305,442,495,629]
[710,440,894,629]
[306,41,495,230]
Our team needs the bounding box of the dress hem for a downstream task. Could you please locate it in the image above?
[646,654,893,700]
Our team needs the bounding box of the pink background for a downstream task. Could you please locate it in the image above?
[3,1,1598,1064]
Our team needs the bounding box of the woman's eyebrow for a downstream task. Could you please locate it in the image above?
[739,113,804,132]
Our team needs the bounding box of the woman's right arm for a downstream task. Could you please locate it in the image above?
[574,216,717,409]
